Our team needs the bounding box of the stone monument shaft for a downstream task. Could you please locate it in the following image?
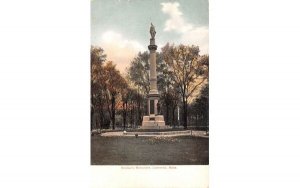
[148,30,158,94]
[148,39,158,94]
[141,23,166,129]
[149,45,157,91]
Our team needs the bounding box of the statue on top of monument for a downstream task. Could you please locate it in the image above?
[150,23,156,39]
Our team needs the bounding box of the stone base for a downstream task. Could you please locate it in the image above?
[141,115,167,129]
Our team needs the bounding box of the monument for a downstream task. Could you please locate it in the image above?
[141,23,167,129]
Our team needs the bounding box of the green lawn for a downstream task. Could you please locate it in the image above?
[91,136,209,165]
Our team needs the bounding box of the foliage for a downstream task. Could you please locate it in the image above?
[91,46,106,130]
[91,46,129,130]
[102,61,128,129]
[190,83,209,129]
[128,51,150,95]
[161,43,209,128]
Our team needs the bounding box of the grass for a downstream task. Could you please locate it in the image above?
[91,136,208,165]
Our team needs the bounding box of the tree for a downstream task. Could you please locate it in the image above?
[162,43,209,129]
[193,83,209,131]
[120,83,135,130]
[128,51,150,95]
[160,87,180,126]
[91,46,106,130]
[103,61,127,130]
[157,58,181,126]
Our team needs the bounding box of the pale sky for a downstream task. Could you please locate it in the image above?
[91,0,209,73]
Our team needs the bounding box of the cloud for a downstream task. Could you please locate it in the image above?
[100,31,145,73]
[181,26,209,54]
[161,2,209,54]
[161,2,193,33]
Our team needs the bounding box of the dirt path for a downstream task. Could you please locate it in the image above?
[97,130,208,138]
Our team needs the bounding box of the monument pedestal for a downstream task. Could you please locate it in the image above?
[141,91,167,129]
[141,115,167,129]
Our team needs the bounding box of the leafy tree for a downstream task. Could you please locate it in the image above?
[128,52,150,95]
[161,43,209,129]
[128,51,165,123]
[91,46,106,130]
[120,82,137,130]
[128,51,167,94]
[103,61,127,130]
[127,52,150,124]
[160,87,180,126]
[194,83,209,131]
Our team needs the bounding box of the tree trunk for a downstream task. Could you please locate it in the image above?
[111,96,116,130]
[126,102,128,127]
[123,101,127,130]
[91,106,94,131]
[137,98,141,126]
[166,104,169,126]
[100,106,104,129]
[130,101,134,128]
[182,97,188,129]
[205,99,209,132]
[133,103,136,128]
[172,105,176,128]
[123,102,125,130]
